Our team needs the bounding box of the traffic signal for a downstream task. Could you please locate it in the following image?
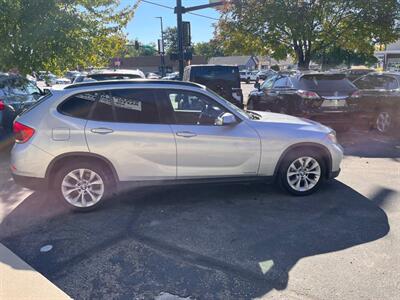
[183,21,191,47]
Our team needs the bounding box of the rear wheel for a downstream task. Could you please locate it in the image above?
[54,162,112,211]
[279,150,325,196]
[375,111,392,133]
[247,98,256,110]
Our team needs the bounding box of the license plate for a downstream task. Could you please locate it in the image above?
[321,99,348,108]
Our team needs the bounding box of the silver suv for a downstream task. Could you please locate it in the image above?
[10,80,343,211]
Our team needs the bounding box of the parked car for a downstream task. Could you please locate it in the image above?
[162,72,181,80]
[183,65,244,108]
[343,67,375,82]
[352,72,400,133]
[146,72,161,79]
[247,72,360,130]
[65,71,82,82]
[11,80,342,211]
[0,74,44,133]
[256,69,277,81]
[73,69,145,83]
[240,70,258,83]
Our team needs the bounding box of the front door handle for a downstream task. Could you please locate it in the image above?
[91,128,114,135]
[176,131,197,138]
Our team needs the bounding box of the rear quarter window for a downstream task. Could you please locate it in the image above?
[58,92,97,119]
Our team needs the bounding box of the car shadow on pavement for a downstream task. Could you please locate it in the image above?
[0,180,392,299]
[338,129,400,159]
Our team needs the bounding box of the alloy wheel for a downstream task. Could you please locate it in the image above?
[61,168,105,208]
[376,112,391,133]
[286,157,321,192]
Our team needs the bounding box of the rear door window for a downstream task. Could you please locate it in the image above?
[112,89,160,124]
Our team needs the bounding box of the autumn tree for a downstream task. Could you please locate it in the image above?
[0,0,141,74]
[217,0,400,69]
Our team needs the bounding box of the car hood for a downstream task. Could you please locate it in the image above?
[248,110,331,131]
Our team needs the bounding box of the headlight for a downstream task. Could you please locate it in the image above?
[327,131,338,144]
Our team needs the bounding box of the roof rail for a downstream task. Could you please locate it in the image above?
[64,79,203,90]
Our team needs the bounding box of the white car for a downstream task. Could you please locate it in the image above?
[240,70,258,83]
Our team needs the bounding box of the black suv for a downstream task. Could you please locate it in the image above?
[183,65,244,108]
[352,72,400,133]
[247,72,360,130]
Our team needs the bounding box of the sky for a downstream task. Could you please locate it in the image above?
[120,0,221,45]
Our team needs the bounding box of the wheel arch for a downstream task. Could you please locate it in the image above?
[273,143,333,179]
[45,152,119,188]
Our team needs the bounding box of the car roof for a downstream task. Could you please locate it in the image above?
[185,64,239,69]
[63,79,205,90]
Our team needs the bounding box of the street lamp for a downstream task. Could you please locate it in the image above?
[155,17,166,77]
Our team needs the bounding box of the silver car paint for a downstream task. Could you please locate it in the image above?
[11,82,343,183]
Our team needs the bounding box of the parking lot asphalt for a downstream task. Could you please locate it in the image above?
[0,123,400,299]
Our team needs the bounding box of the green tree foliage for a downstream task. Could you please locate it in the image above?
[0,0,141,74]
[163,27,179,55]
[313,47,378,69]
[217,0,400,69]
[125,42,158,57]
[193,40,225,59]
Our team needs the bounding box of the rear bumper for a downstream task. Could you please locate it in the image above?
[12,173,48,191]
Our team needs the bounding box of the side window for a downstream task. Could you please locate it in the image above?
[273,77,288,88]
[353,76,375,89]
[261,75,277,89]
[112,89,160,124]
[167,91,227,125]
[91,92,114,122]
[58,92,98,119]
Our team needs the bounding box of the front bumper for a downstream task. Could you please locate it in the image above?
[12,173,48,190]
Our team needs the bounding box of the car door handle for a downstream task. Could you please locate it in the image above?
[91,128,114,135]
[176,131,197,138]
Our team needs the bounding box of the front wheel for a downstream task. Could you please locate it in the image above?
[54,162,112,211]
[279,151,325,196]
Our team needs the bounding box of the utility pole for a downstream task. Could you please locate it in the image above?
[174,0,226,79]
[175,0,185,78]
[156,17,166,77]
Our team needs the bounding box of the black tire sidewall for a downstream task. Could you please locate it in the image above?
[279,150,326,196]
[54,162,112,211]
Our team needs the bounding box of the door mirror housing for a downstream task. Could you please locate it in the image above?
[216,112,237,126]
[254,82,261,90]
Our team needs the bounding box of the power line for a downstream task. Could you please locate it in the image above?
[141,0,220,21]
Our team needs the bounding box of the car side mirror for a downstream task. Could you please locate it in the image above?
[254,82,261,90]
[216,112,237,126]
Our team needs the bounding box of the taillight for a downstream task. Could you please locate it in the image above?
[13,121,35,144]
[296,90,321,100]
[350,90,362,99]
[0,100,5,111]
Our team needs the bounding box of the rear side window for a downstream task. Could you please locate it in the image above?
[300,75,355,92]
[190,67,240,87]
[58,92,97,119]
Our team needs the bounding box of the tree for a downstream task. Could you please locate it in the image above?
[125,42,158,57]
[193,40,225,59]
[0,0,141,74]
[217,0,400,69]
[163,27,179,55]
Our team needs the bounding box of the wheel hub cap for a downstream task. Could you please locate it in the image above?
[61,169,104,208]
[286,157,321,192]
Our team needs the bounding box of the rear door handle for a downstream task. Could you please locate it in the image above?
[176,131,197,138]
[91,128,114,135]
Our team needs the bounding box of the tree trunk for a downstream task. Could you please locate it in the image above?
[294,40,311,70]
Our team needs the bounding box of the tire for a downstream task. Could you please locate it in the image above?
[54,161,113,211]
[375,111,392,134]
[247,98,255,110]
[278,149,326,196]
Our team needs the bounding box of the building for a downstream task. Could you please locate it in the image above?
[208,56,259,70]
[375,40,400,71]
[110,55,207,74]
